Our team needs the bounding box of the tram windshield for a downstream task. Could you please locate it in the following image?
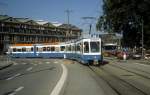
[90,42,100,53]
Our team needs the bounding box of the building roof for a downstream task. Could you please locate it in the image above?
[15,18,30,23]
[51,22,62,27]
[36,20,48,25]
[44,22,55,27]
[0,15,10,21]
[58,24,80,30]
[25,20,39,25]
[0,15,81,30]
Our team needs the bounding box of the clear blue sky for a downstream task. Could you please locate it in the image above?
[0,0,103,31]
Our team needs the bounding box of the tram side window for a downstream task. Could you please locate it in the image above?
[17,48,21,52]
[60,46,65,51]
[90,42,100,52]
[26,48,30,52]
[51,47,55,52]
[13,48,16,52]
[68,45,71,51]
[38,48,42,52]
[55,47,59,52]
[31,47,33,51]
[43,47,46,51]
[84,42,89,53]
[77,44,80,52]
[66,45,69,52]
[22,48,26,52]
[47,47,50,51]
[72,45,75,52]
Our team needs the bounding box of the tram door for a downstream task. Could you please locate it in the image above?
[33,45,37,56]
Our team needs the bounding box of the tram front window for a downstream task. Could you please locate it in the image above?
[90,42,100,53]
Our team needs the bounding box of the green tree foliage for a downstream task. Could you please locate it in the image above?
[97,0,150,48]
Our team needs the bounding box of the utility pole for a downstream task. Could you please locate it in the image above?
[65,9,72,41]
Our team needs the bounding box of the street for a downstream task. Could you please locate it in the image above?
[0,59,62,95]
[0,58,150,95]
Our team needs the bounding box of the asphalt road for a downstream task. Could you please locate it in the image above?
[0,59,62,95]
[0,58,150,95]
[63,58,150,95]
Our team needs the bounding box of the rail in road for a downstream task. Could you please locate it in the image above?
[108,63,150,79]
[89,64,150,95]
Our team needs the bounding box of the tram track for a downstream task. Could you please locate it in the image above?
[108,63,150,80]
[89,66,148,95]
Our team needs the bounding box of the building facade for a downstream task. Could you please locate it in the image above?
[0,15,82,54]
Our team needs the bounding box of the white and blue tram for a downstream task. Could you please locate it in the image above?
[9,44,66,58]
[8,37,103,65]
[74,38,102,65]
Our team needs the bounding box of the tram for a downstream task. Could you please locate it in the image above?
[7,37,103,65]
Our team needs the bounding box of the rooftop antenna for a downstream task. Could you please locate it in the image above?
[65,9,73,25]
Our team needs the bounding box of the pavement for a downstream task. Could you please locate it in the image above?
[0,55,13,70]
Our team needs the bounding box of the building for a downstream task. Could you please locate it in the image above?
[0,15,82,54]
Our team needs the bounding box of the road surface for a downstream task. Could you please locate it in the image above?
[0,58,150,95]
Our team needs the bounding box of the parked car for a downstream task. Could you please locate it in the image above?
[116,51,130,59]
[145,54,150,59]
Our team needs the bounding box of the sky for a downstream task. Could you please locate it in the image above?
[0,0,103,31]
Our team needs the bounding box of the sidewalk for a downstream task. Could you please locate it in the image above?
[0,55,13,70]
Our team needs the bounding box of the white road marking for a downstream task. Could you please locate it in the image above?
[15,86,24,92]
[26,67,33,71]
[6,73,21,80]
[54,61,58,64]
[8,92,15,95]
[46,62,50,64]
[50,64,68,95]
[8,86,24,95]
[15,73,21,77]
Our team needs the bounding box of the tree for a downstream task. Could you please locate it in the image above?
[97,0,150,48]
